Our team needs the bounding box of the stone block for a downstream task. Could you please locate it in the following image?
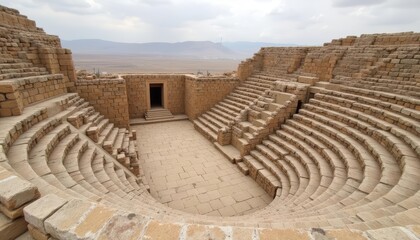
[28,224,49,240]
[142,221,181,240]
[0,214,27,240]
[0,175,39,210]
[86,127,99,142]
[0,200,30,219]
[0,83,16,93]
[44,199,94,239]
[103,141,113,154]
[297,76,318,85]
[23,194,67,233]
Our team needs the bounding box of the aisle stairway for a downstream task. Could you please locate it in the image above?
[193,73,290,142]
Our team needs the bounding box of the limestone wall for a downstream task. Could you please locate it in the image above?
[301,47,346,81]
[185,75,239,119]
[123,74,186,118]
[75,79,129,128]
[260,47,309,75]
[0,75,67,117]
[237,52,263,81]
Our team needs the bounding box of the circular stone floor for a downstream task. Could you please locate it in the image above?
[132,121,271,216]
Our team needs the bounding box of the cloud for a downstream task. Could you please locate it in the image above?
[333,0,386,8]
[6,0,102,15]
[0,0,419,45]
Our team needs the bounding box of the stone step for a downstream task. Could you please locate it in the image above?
[244,80,272,89]
[0,71,50,80]
[145,108,173,121]
[202,113,227,129]
[210,106,236,121]
[247,77,278,86]
[296,109,404,210]
[236,86,265,95]
[234,89,262,99]
[243,155,280,198]
[96,119,110,133]
[193,119,217,142]
[306,100,420,159]
[223,98,248,110]
[78,147,110,194]
[230,92,256,102]
[114,130,125,153]
[197,116,219,133]
[0,62,32,69]
[217,101,242,113]
[237,162,249,175]
[0,66,47,74]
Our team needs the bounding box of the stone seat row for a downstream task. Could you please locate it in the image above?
[238,85,419,228]
[330,77,420,98]
[0,93,191,219]
[66,97,140,177]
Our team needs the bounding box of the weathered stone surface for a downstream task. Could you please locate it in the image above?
[408,225,420,238]
[259,228,310,240]
[0,201,28,219]
[97,213,146,240]
[28,224,49,240]
[325,229,368,240]
[0,214,27,240]
[142,221,181,240]
[186,224,226,240]
[74,205,115,238]
[24,194,67,233]
[44,199,94,239]
[231,227,254,240]
[0,175,38,210]
[366,227,417,240]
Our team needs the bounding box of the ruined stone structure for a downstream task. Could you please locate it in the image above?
[0,4,419,240]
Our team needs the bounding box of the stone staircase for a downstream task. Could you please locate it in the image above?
[144,108,174,121]
[66,96,140,177]
[231,81,309,156]
[193,73,289,142]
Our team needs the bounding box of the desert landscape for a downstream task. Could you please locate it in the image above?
[72,54,241,74]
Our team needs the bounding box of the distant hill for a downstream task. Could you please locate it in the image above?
[62,39,296,59]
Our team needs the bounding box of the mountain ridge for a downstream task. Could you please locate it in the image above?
[62,39,296,59]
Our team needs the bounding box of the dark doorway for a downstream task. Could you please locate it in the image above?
[296,100,303,114]
[150,84,163,108]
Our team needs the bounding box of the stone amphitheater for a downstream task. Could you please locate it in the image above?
[0,4,419,240]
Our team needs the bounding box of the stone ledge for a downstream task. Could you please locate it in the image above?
[23,194,420,240]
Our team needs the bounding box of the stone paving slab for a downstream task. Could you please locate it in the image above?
[132,121,271,216]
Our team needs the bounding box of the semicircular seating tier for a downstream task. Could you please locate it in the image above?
[0,4,419,240]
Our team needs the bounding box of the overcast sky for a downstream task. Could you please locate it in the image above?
[1,0,420,45]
